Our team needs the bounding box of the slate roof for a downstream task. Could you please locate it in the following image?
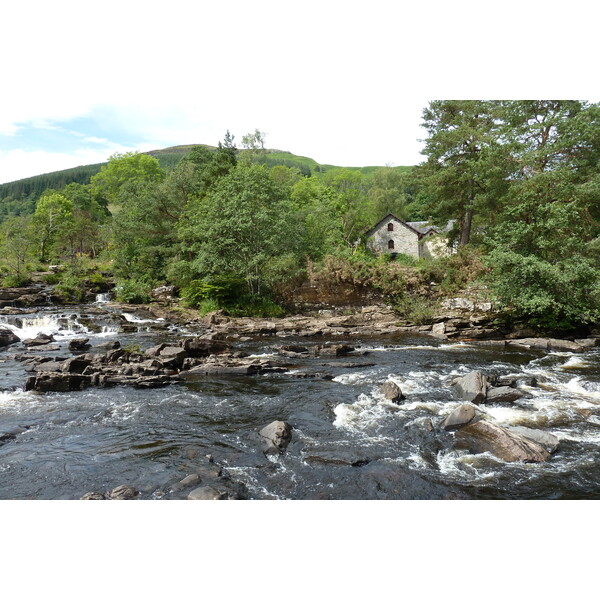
[364,214,456,239]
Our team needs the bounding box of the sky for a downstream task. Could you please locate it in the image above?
[1,1,597,184]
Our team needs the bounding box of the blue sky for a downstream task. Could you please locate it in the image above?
[0,0,596,184]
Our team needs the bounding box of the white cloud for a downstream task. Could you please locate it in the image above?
[0,1,598,183]
[0,146,137,184]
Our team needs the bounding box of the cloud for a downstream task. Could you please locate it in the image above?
[0,1,597,184]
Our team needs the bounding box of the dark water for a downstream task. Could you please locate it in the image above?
[1,305,600,500]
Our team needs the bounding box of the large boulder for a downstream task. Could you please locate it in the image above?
[380,381,404,404]
[452,371,488,404]
[0,328,20,347]
[440,404,478,431]
[455,420,551,462]
[259,421,293,455]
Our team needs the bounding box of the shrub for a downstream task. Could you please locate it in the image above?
[2,273,32,287]
[115,279,152,304]
[394,295,438,325]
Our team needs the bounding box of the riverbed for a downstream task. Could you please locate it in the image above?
[1,302,599,499]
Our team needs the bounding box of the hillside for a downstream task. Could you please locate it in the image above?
[0,144,413,221]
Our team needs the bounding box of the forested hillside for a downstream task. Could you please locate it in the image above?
[0,141,405,222]
[1,101,598,332]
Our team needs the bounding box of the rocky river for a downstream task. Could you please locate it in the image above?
[1,297,600,500]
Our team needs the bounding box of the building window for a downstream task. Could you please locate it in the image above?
[388,240,394,250]
[387,222,394,231]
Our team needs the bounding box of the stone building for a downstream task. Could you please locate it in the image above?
[364,213,454,259]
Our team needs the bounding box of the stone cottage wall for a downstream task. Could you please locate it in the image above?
[366,216,420,257]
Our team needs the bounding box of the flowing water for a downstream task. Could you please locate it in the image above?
[1,304,600,500]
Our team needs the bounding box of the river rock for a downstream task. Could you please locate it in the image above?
[496,375,538,388]
[0,328,20,347]
[157,346,188,368]
[95,340,121,350]
[187,485,227,500]
[455,420,551,462]
[25,373,92,392]
[452,371,488,404]
[506,426,560,454]
[68,337,90,351]
[311,344,354,357]
[80,492,107,500]
[60,356,92,374]
[150,285,178,303]
[23,333,55,347]
[109,485,139,499]
[440,404,478,431]
[380,381,404,403]
[180,338,230,357]
[259,420,293,455]
[170,474,202,492]
[278,344,309,356]
[485,386,525,403]
[304,449,373,467]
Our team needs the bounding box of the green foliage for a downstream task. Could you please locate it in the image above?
[115,279,152,304]
[180,276,246,308]
[486,250,600,329]
[2,273,32,287]
[394,295,438,325]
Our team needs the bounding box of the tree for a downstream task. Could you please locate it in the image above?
[33,192,74,262]
[240,129,267,166]
[182,165,300,295]
[416,101,508,245]
[0,215,36,284]
[368,167,409,222]
[90,151,165,207]
[485,101,600,327]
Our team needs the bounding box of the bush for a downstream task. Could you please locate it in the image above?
[115,279,152,304]
[486,249,600,329]
[394,295,438,325]
[54,272,88,302]
[2,273,32,287]
[180,276,246,308]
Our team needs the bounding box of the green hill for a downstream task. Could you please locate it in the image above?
[0,144,413,221]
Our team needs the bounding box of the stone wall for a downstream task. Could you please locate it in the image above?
[366,216,420,257]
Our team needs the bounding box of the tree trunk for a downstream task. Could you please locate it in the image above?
[459,207,473,246]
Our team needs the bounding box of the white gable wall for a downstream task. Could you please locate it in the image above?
[366,216,420,257]
[421,233,452,259]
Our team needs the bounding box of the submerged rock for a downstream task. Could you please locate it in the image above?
[455,420,551,463]
[259,421,293,455]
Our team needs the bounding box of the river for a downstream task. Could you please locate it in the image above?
[1,302,599,499]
